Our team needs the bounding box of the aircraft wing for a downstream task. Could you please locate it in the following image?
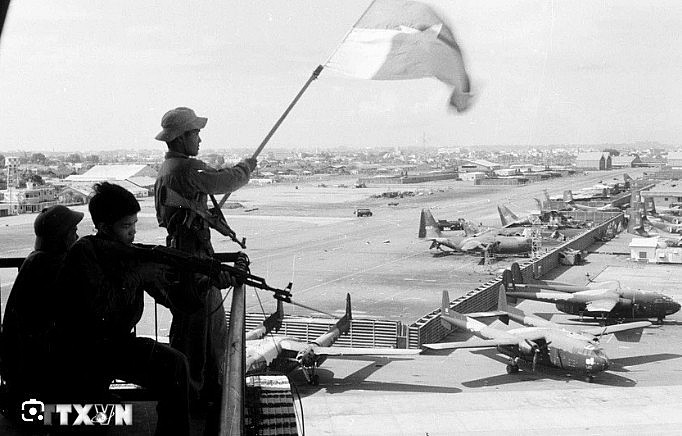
[277,338,308,354]
[580,321,652,337]
[422,337,519,350]
[310,346,421,356]
[584,298,618,313]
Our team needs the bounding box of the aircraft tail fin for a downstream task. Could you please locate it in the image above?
[543,189,551,202]
[534,198,543,210]
[441,290,450,316]
[439,290,470,329]
[623,173,633,187]
[497,205,508,226]
[644,196,656,215]
[463,222,478,237]
[497,205,518,227]
[419,208,442,238]
[497,284,509,312]
[266,299,285,333]
[502,269,518,304]
[511,262,524,284]
[563,190,574,203]
[246,299,285,340]
[497,283,525,318]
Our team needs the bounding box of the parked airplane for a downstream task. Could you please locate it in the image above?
[245,294,419,385]
[563,190,621,212]
[503,263,680,323]
[645,216,682,234]
[629,194,682,244]
[497,205,539,228]
[419,209,532,255]
[423,288,650,381]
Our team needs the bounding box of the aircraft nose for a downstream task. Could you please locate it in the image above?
[669,301,682,315]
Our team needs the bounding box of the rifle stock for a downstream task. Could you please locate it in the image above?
[160,186,246,249]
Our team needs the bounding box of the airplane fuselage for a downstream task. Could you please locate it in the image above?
[554,290,680,320]
[498,328,610,377]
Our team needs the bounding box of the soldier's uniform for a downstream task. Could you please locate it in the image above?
[155,149,252,408]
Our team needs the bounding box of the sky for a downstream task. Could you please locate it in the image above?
[0,0,680,153]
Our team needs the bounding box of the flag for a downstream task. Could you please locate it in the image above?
[325,0,472,112]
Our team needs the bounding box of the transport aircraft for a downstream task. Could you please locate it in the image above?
[503,263,680,324]
[418,209,532,255]
[422,288,651,382]
[562,190,621,212]
[496,205,539,228]
[498,204,583,231]
[629,195,682,245]
[645,215,682,234]
[245,294,419,385]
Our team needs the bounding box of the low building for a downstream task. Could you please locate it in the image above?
[640,181,682,211]
[629,237,682,264]
[575,152,612,170]
[0,182,58,214]
[58,186,91,205]
[65,164,157,197]
[459,172,487,182]
[629,237,659,262]
[494,168,520,177]
[611,155,642,168]
[667,152,682,169]
[458,159,500,174]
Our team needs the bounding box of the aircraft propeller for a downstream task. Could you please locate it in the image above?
[524,339,551,372]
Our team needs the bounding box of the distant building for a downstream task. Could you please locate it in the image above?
[458,159,501,174]
[611,155,641,168]
[666,152,682,169]
[65,164,157,197]
[459,171,487,182]
[575,152,611,170]
[58,186,91,205]
[640,181,682,210]
[629,237,682,264]
[0,181,58,214]
[494,168,520,177]
[629,237,660,262]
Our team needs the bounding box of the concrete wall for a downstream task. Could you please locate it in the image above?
[406,212,624,348]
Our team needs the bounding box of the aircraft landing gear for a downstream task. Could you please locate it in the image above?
[302,363,320,386]
[506,357,520,374]
[585,375,595,383]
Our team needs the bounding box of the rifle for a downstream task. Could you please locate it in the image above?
[131,243,292,300]
[158,186,246,249]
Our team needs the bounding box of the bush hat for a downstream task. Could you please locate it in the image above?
[34,205,84,239]
[155,107,208,142]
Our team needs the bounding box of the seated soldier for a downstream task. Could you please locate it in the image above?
[0,205,83,421]
[51,182,233,436]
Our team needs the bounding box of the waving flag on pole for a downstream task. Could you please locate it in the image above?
[325,0,472,112]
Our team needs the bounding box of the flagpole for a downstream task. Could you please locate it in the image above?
[251,64,324,160]
[322,0,378,65]
[252,0,378,160]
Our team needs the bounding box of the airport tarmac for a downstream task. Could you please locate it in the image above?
[3,168,674,435]
[293,231,682,435]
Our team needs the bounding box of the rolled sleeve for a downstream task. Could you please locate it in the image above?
[190,160,251,195]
